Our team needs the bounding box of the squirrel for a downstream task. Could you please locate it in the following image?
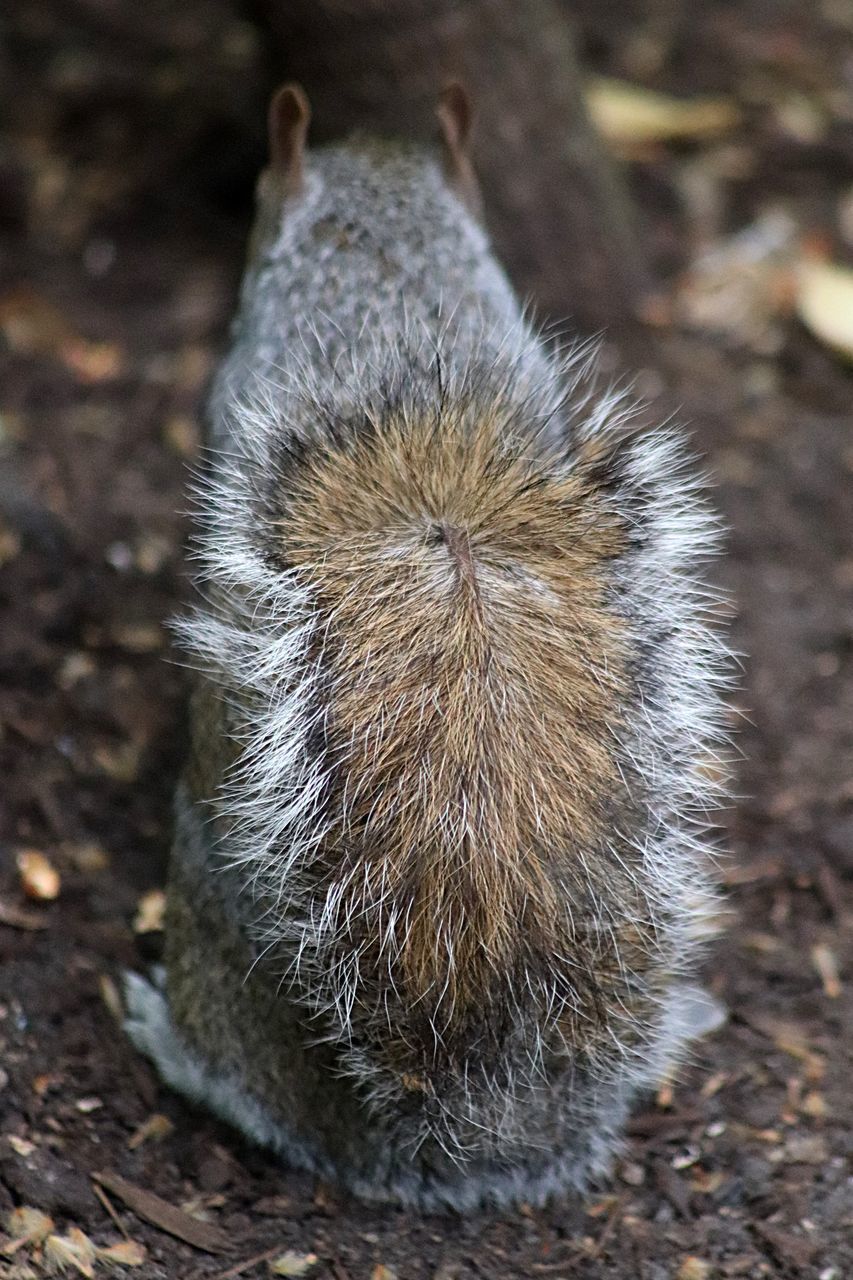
[124,83,731,1211]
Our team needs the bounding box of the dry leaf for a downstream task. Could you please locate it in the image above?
[32,1074,60,1097]
[0,898,48,931]
[676,1259,713,1280]
[0,287,76,355]
[99,975,124,1023]
[741,931,781,953]
[700,1071,729,1099]
[65,842,110,873]
[92,1170,229,1254]
[739,1012,825,1077]
[133,535,172,575]
[268,1252,319,1277]
[0,287,122,383]
[127,1113,174,1150]
[690,1170,726,1195]
[61,340,124,384]
[8,1136,36,1157]
[783,1134,829,1164]
[133,891,166,935]
[16,850,60,901]
[2,1207,54,1254]
[57,654,97,690]
[656,1081,674,1109]
[802,1090,828,1118]
[796,259,853,359]
[162,414,200,458]
[44,1227,98,1277]
[92,742,142,783]
[76,1097,103,1114]
[110,623,164,654]
[587,77,740,150]
[0,521,21,566]
[811,943,842,998]
[96,1240,148,1267]
[676,210,798,353]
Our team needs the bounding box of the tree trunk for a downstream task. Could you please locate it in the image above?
[252,0,653,335]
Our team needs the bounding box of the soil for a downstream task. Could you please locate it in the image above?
[0,2,851,1278]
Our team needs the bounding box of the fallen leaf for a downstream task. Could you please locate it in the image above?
[92,741,142,783]
[133,890,166,935]
[700,1071,729,1099]
[99,975,124,1023]
[127,1113,174,1150]
[753,1222,817,1270]
[133,534,172,575]
[16,849,60,901]
[163,414,201,458]
[44,1227,98,1277]
[675,210,799,353]
[61,339,123,384]
[268,1251,319,1276]
[32,1074,60,1097]
[802,1090,828,1118]
[0,287,75,355]
[0,287,123,383]
[76,1097,103,1114]
[92,1171,229,1254]
[8,1136,36,1158]
[811,943,841,998]
[676,1259,713,1280]
[741,931,781,953]
[587,77,740,150]
[65,842,110,873]
[738,1011,825,1077]
[57,655,97,690]
[96,1240,148,1267]
[656,1081,674,1109]
[796,258,853,359]
[782,1134,829,1164]
[2,1207,54,1255]
[0,898,48,931]
[690,1170,727,1195]
[110,623,164,654]
[0,521,21,566]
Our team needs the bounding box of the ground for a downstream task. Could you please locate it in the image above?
[0,2,851,1278]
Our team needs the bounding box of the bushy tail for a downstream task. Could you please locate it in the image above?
[182,353,728,1154]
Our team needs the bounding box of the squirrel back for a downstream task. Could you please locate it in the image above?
[171,87,728,1166]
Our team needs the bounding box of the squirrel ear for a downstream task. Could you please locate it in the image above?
[436,82,482,217]
[268,83,311,191]
[437,82,474,154]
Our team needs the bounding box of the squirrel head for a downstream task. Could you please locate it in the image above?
[248,82,482,267]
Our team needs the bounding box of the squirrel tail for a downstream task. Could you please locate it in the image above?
[181,340,729,1152]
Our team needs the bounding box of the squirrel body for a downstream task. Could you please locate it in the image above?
[125,88,730,1210]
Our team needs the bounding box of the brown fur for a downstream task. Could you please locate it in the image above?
[274,409,642,1064]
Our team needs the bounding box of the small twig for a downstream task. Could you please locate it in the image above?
[92,1180,130,1240]
[207,1244,285,1280]
[530,1253,589,1273]
[589,1201,623,1260]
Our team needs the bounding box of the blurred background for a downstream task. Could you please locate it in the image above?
[0,2,851,1277]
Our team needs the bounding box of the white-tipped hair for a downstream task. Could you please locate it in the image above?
[173,315,732,1158]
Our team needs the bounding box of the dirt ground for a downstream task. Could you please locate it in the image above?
[0,2,851,1277]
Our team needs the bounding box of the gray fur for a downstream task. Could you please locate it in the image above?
[125,129,732,1209]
